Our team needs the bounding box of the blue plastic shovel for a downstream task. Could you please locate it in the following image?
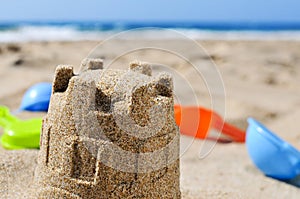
[19,82,52,112]
[246,118,300,180]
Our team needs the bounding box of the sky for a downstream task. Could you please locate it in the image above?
[0,0,300,23]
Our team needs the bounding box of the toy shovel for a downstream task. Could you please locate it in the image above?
[174,104,245,143]
[246,118,300,180]
[19,82,52,112]
[0,106,42,149]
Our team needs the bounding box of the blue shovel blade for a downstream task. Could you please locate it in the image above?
[246,118,300,180]
[19,82,52,112]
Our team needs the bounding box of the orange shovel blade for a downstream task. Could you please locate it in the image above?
[174,104,212,139]
[174,105,245,142]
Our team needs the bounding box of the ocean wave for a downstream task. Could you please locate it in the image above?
[1,25,300,42]
[0,25,106,42]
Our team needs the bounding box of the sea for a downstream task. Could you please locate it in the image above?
[1,21,300,42]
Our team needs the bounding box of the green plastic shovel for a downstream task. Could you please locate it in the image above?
[0,106,42,149]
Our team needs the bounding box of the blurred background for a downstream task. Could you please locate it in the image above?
[0,0,300,41]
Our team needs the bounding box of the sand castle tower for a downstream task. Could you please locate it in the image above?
[34,59,181,198]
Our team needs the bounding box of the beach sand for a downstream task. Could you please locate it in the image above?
[0,40,300,198]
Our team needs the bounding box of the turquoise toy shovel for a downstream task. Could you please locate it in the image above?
[0,106,42,149]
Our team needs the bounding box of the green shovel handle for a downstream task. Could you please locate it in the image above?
[0,106,19,128]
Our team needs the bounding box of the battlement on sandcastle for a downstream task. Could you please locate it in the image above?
[34,58,181,198]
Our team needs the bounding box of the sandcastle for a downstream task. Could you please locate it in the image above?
[33,59,181,198]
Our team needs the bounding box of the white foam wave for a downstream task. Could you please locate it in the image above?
[0,26,108,42]
[179,29,300,41]
[1,26,300,42]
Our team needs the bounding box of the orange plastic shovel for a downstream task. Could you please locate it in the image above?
[174,104,245,143]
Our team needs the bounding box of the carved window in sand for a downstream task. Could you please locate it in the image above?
[71,140,99,182]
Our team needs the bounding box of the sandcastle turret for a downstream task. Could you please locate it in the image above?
[34,59,181,198]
